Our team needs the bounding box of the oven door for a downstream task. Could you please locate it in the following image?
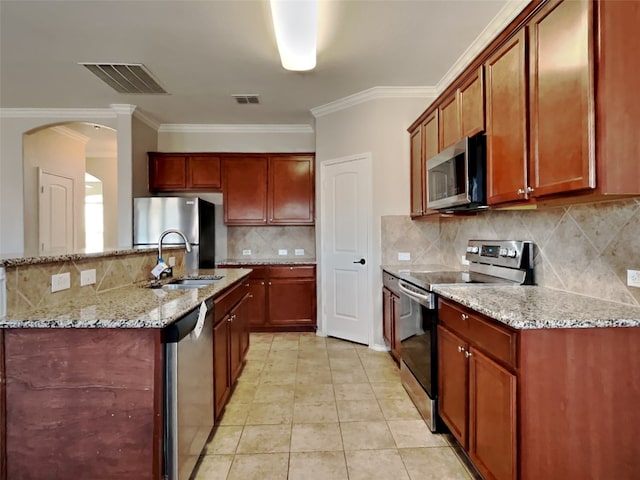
[397,281,437,401]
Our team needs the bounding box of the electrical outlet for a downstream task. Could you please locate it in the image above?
[168,256,176,267]
[295,249,304,256]
[80,269,96,286]
[461,255,470,266]
[398,252,410,261]
[627,269,640,288]
[278,249,288,256]
[51,272,71,293]
[242,249,251,256]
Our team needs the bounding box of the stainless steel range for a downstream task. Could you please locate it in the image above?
[390,240,534,432]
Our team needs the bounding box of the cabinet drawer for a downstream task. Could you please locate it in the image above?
[439,299,517,369]
[214,282,249,323]
[269,266,315,279]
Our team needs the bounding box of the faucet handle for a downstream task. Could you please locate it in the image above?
[151,260,170,279]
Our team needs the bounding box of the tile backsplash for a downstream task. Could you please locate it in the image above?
[227,226,316,260]
[382,198,640,306]
[5,250,186,316]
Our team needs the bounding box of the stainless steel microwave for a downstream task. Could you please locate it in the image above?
[426,133,487,212]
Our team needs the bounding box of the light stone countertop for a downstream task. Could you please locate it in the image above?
[221,258,316,265]
[432,285,640,329]
[0,268,251,329]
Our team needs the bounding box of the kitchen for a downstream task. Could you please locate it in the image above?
[1,0,640,479]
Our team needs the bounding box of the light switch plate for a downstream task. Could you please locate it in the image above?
[51,272,71,292]
[242,249,251,256]
[80,269,96,286]
[627,269,640,288]
[398,252,410,261]
[278,249,288,256]
[461,255,470,266]
[295,249,304,256]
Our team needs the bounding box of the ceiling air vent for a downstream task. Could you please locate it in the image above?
[80,63,167,94]
[232,94,260,104]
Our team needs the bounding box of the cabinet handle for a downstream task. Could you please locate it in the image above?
[227,317,232,323]
[517,188,525,195]
[465,351,472,359]
[457,346,465,353]
[526,186,535,193]
[461,314,468,321]
[269,281,272,285]
[261,282,265,285]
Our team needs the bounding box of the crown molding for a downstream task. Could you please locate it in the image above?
[158,124,315,134]
[0,108,116,119]
[435,0,531,94]
[133,110,161,131]
[50,126,90,144]
[109,104,137,115]
[311,86,437,118]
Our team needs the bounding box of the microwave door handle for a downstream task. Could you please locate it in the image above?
[398,281,431,302]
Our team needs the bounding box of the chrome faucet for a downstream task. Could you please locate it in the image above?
[155,229,192,278]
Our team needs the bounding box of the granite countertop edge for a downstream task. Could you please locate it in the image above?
[432,285,640,330]
[0,268,251,329]
[221,259,317,265]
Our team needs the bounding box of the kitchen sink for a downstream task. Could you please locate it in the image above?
[162,283,207,290]
[169,277,223,285]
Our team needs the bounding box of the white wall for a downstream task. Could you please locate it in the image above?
[314,96,434,348]
[132,116,158,198]
[86,156,118,250]
[23,128,88,255]
[157,130,315,153]
[0,107,134,256]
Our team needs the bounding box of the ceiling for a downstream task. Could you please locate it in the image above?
[0,0,511,127]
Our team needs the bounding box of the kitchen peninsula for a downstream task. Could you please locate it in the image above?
[0,248,251,480]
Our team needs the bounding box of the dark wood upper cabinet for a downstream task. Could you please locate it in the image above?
[528,0,595,198]
[409,126,425,218]
[222,156,268,225]
[459,66,485,138]
[148,153,221,192]
[187,156,222,190]
[223,154,314,226]
[439,92,461,150]
[485,29,529,205]
[268,155,314,225]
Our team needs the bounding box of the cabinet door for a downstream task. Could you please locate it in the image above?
[439,92,461,150]
[223,156,268,224]
[268,155,314,224]
[268,278,316,326]
[382,287,393,348]
[438,325,468,448]
[149,155,187,191]
[229,300,246,384]
[529,0,594,197]
[213,317,230,419]
[188,156,222,190]
[247,278,267,329]
[460,66,485,138]
[409,127,425,217]
[423,111,439,160]
[469,347,517,480]
[485,30,528,205]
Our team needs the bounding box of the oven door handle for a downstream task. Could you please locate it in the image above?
[398,280,433,304]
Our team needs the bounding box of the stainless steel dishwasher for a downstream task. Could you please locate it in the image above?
[164,296,214,480]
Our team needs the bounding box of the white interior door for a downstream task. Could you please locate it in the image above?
[321,155,372,345]
[39,168,74,254]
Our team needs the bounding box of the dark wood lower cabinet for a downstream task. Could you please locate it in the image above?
[438,298,640,480]
[219,264,316,332]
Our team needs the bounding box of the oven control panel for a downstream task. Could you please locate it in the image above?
[465,240,533,269]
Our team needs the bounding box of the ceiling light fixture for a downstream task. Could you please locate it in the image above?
[270,0,317,71]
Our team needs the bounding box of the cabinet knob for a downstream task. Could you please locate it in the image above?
[461,314,468,321]
[517,188,525,195]
[227,317,232,323]
[269,281,272,285]
[457,346,465,353]
[290,267,293,270]
[261,282,265,285]
[465,351,473,359]
[526,186,535,193]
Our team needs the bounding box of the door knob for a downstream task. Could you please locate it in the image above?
[353,258,366,265]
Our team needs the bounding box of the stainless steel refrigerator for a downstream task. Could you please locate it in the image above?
[133,196,217,272]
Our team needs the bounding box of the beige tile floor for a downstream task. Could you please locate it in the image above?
[193,332,475,480]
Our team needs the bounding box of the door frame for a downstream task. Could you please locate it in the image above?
[318,153,374,347]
